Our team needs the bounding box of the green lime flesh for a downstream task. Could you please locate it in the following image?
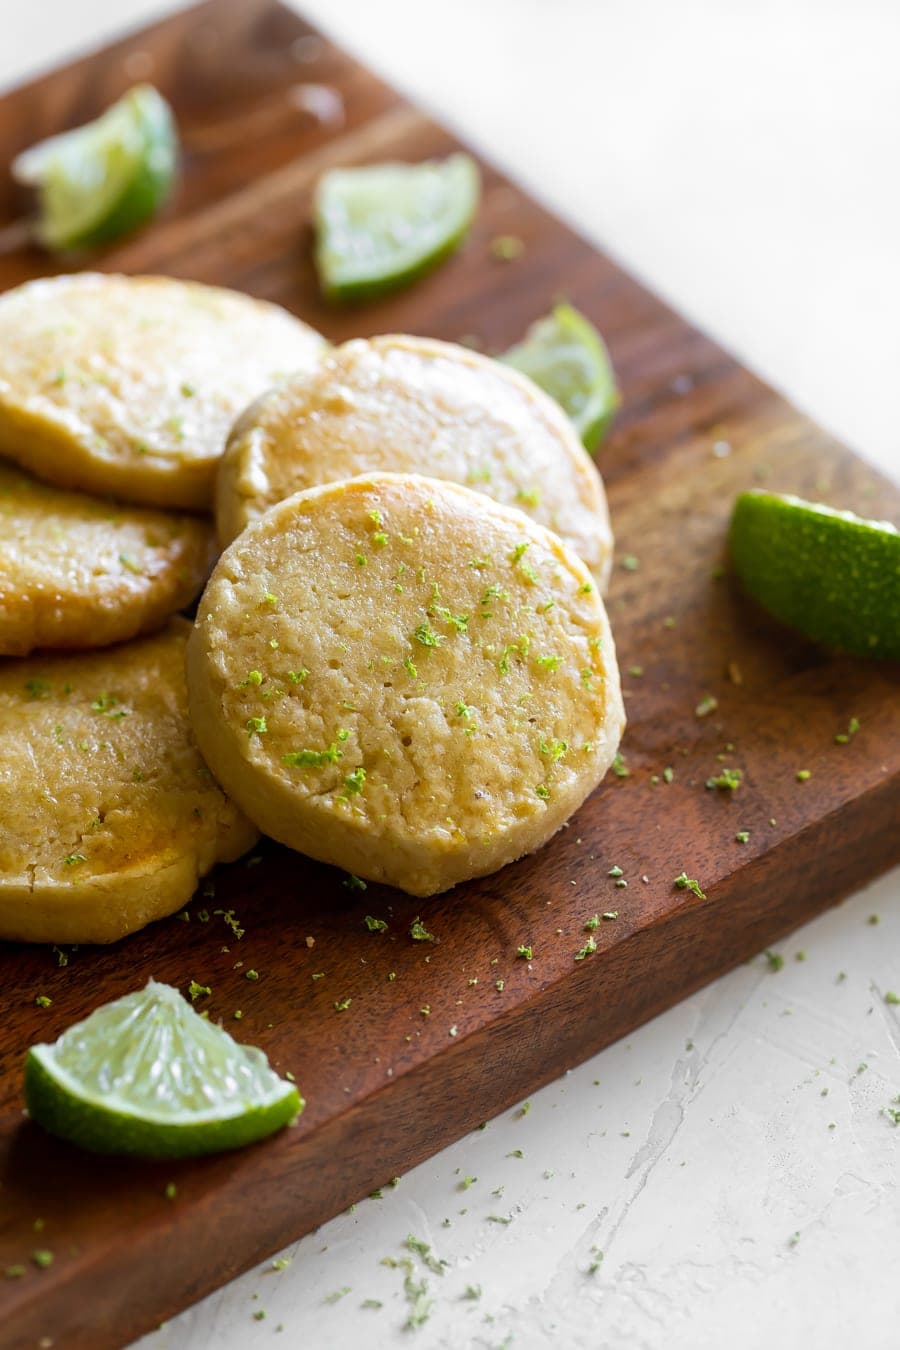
[500,303,619,453]
[729,490,900,659]
[313,153,480,302]
[13,84,178,253]
[24,980,302,1158]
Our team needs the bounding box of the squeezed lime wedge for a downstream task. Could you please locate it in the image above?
[501,303,619,453]
[313,153,480,302]
[729,490,900,659]
[13,84,178,252]
[24,979,302,1157]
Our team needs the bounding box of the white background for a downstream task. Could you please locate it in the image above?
[3,4,899,1348]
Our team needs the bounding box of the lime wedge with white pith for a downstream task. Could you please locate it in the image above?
[501,303,619,453]
[729,490,900,659]
[12,84,178,253]
[313,153,480,302]
[24,979,302,1158]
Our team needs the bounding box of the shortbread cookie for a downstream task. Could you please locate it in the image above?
[0,619,258,944]
[188,473,624,896]
[215,335,613,586]
[0,273,325,510]
[0,463,215,656]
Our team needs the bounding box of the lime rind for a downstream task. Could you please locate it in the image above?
[501,303,619,453]
[24,979,302,1158]
[729,490,900,660]
[314,152,480,302]
[13,84,178,252]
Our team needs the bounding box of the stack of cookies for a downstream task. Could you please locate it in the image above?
[0,273,624,946]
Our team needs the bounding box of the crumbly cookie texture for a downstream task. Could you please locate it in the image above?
[215,334,613,588]
[189,473,625,897]
[0,462,215,656]
[0,273,325,510]
[0,619,258,944]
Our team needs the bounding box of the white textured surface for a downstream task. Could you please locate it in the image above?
[3,3,899,1347]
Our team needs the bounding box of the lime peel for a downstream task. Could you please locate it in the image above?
[313,153,480,302]
[24,979,302,1158]
[13,84,178,253]
[729,491,900,659]
[501,303,619,453]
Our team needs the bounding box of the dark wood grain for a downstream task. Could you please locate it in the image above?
[1,2,898,1346]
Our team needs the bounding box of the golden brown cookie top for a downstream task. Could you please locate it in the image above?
[189,473,624,895]
[0,619,254,901]
[215,334,612,586]
[0,273,325,509]
[0,462,214,655]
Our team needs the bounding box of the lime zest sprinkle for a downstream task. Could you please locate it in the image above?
[612,752,629,778]
[405,1234,448,1275]
[409,917,436,943]
[491,234,525,261]
[835,716,861,744]
[341,766,366,797]
[282,741,343,768]
[706,767,742,791]
[674,872,706,900]
[414,622,443,648]
[365,915,388,933]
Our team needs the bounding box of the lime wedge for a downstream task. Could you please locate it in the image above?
[729,490,900,659]
[501,303,619,453]
[313,153,480,302]
[12,84,178,253]
[24,979,302,1158]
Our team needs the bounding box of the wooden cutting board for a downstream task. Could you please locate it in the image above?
[1,2,898,1346]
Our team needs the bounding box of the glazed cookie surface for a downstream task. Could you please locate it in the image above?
[0,462,215,656]
[0,619,258,944]
[0,273,325,510]
[189,473,624,896]
[215,335,613,587]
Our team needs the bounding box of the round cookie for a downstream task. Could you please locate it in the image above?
[0,273,325,510]
[0,462,215,656]
[188,473,625,897]
[0,619,258,944]
[215,334,614,587]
